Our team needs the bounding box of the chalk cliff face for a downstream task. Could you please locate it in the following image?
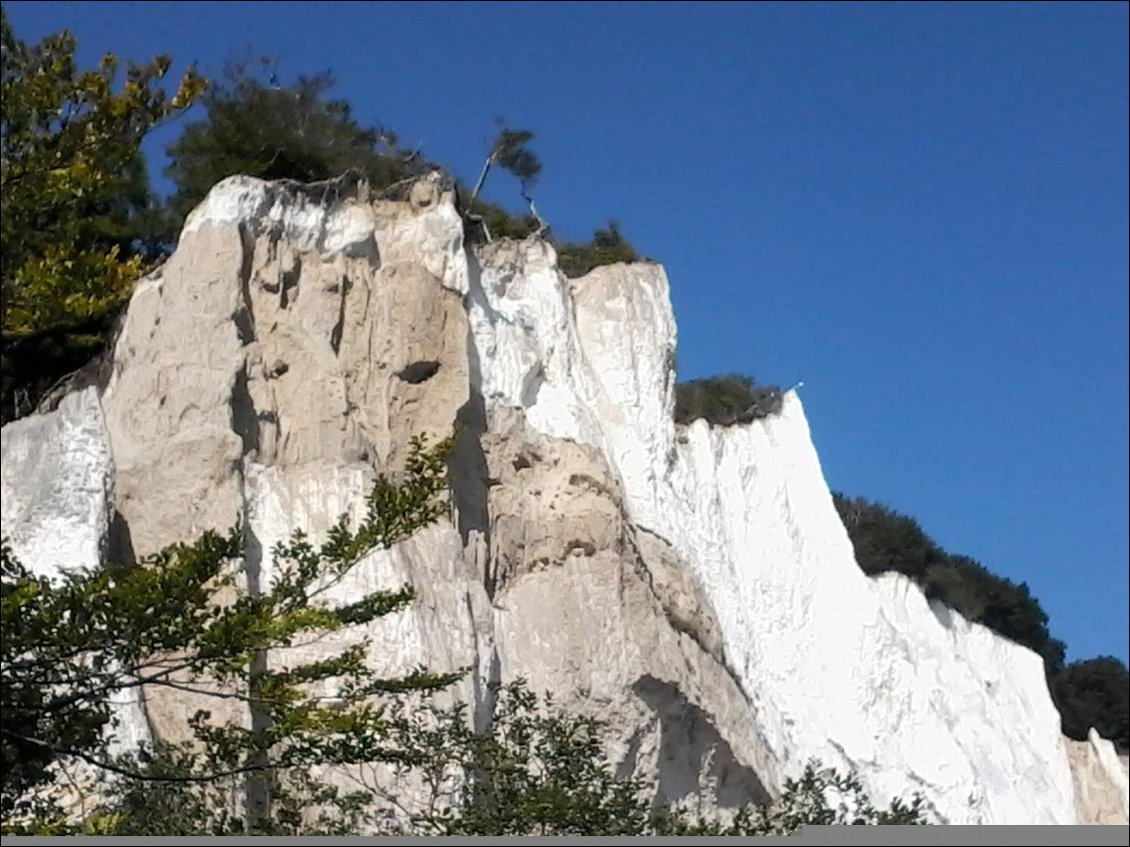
[2,173,1126,825]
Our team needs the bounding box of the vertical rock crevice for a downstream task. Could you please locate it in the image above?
[234,223,258,346]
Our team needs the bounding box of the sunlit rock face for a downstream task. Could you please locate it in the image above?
[3,173,1125,825]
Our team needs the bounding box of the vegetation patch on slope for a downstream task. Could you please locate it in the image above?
[555,220,641,278]
[674,374,784,426]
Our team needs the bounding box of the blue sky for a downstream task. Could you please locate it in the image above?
[7,2,1127,664]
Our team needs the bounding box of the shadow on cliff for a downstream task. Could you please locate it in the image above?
[106,509,137,567]
[451,248,496,597]
[451,386,490,557]
[632,674,771,811]
[449,248,502,737]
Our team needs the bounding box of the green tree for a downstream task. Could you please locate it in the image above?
[388,682,924,834]
[377,680,654,835]
[390,688,928,833]
[464,124,544,243]
[82,743,376,835]
[833,493,942,584]
[92,679,928,835]
[1052,657,1129,753]
[1,434,459,833]
[0,10,204,423]
[164,56,423,231]
[457,127,648,266]
[163,66,644,270]
[468,126,541,204]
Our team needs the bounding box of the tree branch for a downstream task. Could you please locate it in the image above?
[0,728,272,784]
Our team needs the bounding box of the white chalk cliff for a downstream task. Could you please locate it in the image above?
[2,173,1126,825]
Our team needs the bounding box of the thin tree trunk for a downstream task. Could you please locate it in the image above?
[521,184,547,237]
[245,650,271,834]
[470,154,494,201]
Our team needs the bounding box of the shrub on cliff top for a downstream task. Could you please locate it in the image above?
[674,374,784,427]
[555,220,642,278]
[833,493,1066,669]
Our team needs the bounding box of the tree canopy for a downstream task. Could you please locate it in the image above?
[0,9,204,422]
[0,17,647,429]
[1052,657,1129,752]
[164,57,425,233]
[556,220,642,279]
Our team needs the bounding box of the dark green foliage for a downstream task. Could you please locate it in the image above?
[462,123,544,245]
[383,682,926,834]
[468,125,542,203]
[674,373,784,427]
[556,220,642,279]
[832,494,941,583]
[379,680,654,835]
[1052,658,1129,753]
[832,492,1130,749]
[393,684,926,833]
[165,77,642,274]
[488,129,541,187]
[164,57,427,233]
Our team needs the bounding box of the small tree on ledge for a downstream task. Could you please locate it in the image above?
[467,124,545,242]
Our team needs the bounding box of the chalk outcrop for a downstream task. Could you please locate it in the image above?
[2,173,1126,825]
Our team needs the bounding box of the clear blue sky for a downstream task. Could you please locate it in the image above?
[7,2,1127,664]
